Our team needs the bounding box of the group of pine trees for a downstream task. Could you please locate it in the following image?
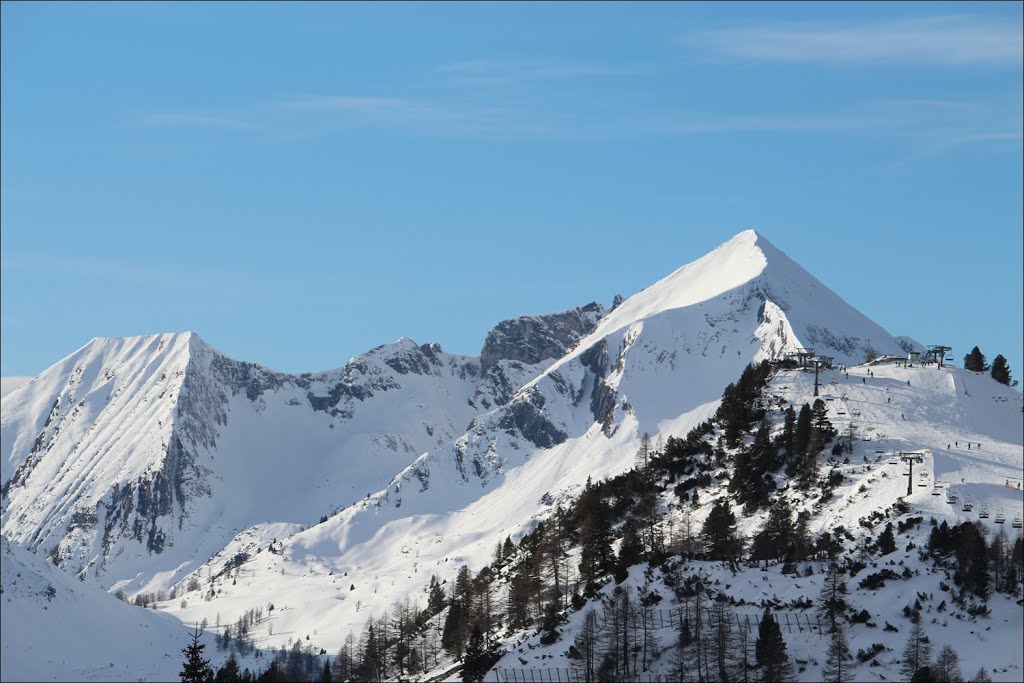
[178,359,1022,683]
[963,346,1017,387]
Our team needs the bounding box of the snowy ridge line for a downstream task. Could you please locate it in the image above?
[4,230,1020,682]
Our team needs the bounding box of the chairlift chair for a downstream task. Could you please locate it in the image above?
[1012,513,1022,529]
[962,500,973,512]
[994,510,1006,524]
[932,486,942,496]
[978,505,990,519]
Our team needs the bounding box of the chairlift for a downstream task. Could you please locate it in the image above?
[837,411,847,416]
[994,510,1006,524]
[932,486,942,496]
[979,505,990,519]
[962,500,973,512]
[1012,513,1023,529]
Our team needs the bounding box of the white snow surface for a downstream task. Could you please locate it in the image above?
[3,229,1020,681]
[0,376,31,399]
[0,536,214,682]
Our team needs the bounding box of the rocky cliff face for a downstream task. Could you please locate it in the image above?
[479,303,604,371]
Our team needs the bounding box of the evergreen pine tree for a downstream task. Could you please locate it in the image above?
[442,603,469,658]
[990,355,1015,386]
[781,405,797,457]
[503,535,515,560]
[964,346,989,372]
[215,653,241,683]
[701,500,742,562]
[615,521,644,581]
[180,624,214,683]
[426,575,446,616]
[256,659,283,682]
[731,418,778,512]
[453,565,473,611]
[794,403,812,454]
[787,403,816,485]
[876,522,897,555]
[578,481,614,593]
[755,607,793,682]
[462,625,495,682]
[318,658,332,683]
[751,497,794,565]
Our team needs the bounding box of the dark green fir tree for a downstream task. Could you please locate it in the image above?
[990,354,1016,386]
[964,346,989,372]
[180,624,214,683]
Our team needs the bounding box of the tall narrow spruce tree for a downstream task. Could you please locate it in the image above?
[180,624,213,683]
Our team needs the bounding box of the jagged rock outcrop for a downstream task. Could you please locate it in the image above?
[480,303,604,371]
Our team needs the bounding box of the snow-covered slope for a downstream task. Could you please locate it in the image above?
[6,229,1016,682]
[489,361,1024,682]
[0,536,205,682]
[1,376,31,399]
[156,231,937,655]
[1,304,603,593]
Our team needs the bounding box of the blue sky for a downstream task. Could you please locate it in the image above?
[2,2,1022,380]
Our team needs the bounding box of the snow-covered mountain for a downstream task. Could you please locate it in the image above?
[1,303,603,590]
[6,229,1019,682]
[148,231,927,643]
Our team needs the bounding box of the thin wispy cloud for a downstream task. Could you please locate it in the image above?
[688,16,1023,66]
[143,112,261,130]
[148,94,555,138]
[636,96,1022,153]
[436,59,641,85]
[141,93,1021,149]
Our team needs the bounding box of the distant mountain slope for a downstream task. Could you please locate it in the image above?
[1,304,602,592]
[0,536,201,682]
[0,376,31,399]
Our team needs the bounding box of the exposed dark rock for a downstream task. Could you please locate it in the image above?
[578,339,616,434]
[498,388,567,449]
[480,303,603,372]
[385,345,439,376]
